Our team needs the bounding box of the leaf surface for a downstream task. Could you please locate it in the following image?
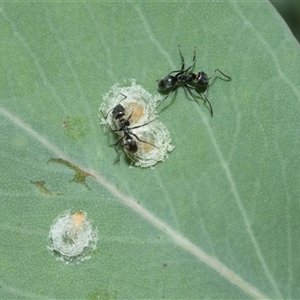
[1,2,299,299]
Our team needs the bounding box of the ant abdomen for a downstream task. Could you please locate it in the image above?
[158,76,177,92]
[123,135,138,153]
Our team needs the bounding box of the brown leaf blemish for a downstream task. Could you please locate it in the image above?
[48,158,95,189]
[30,180,53,195]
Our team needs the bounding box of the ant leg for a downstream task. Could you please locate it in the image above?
[113,146,121,164]
[158,45,187,79]
[153,93,170,113]
[178,45,185,71]
[178,45,196,73]
[111,127,123,134]
[167,69,185,76]
[185,46,196,73]
[184,84,201,105]
[100,94,127,119]
[201,93,213,117]
[112,118,120,131]
[209,69,231,80]
[185,84,213,117]
[194,86,213,117]
[131,132,158,149]
[119,93,128,102]
[202,82,210,101]
[100,108,111,120]
[113,135,125,164]
[130,117,156,130]
[126,107,134,122]
[149,86,178,117]
[191,46,196,68]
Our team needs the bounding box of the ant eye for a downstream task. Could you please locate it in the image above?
[99,79,175,168]
[48,210,98,264]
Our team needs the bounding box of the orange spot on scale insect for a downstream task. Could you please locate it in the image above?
[67,211,86,237]
[125,101,145,124]
[137,136,155,153]
[72,211,85,229]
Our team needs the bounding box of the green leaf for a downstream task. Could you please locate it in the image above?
[1,1,299,299]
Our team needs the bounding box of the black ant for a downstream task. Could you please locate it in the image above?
[101,94,157,163]
[156,46,231,116]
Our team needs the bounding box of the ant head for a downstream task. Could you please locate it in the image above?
[158,76,177,92]
[195,71,209,88]
[112,104,125,120]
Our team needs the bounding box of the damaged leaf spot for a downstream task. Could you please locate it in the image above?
[48,158,95,189]
[63,116,89,141]
[30,180,53,195]
[30,180,63,196]
[87,290,117,300]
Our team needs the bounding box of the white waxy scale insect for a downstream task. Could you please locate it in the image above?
[48,210,98,264]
